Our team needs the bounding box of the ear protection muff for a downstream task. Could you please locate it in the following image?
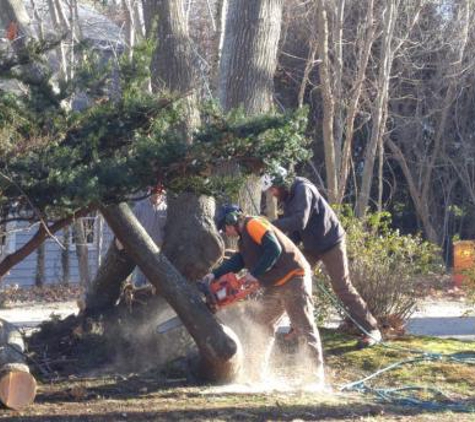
[224,211,241,226]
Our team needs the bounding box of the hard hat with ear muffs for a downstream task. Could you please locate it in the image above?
[260,166,288,191]
[215,204,243,232]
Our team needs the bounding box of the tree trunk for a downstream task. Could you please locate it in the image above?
[47,0,68,81]
[73,219,90,288]
[151,0,200,143]
[0,319,37,410]
[122,0,136,61]
[218,0,284,217]
[86,0,204,312]
[101,202,242,382]
[356,0,396,218]
[61,226,70,285]
[162,193,224,281]
[0,0,47,84]
[337,0,375,203]
[316,0,338,203]
[35,243,45,288]
[85,239,135,314]
[0,0,32,39]
[219,0,283,115]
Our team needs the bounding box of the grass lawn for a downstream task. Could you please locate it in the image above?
[3,329,475,421]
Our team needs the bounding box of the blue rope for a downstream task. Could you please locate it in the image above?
[315,279,475,413]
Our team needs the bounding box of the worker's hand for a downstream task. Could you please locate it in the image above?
[201,273,215,286]
[242,273,258,286]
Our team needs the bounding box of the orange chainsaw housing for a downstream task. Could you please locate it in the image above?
[208,273,259,308]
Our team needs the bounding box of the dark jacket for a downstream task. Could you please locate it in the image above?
[239,217,308,288]
[273,177,345,255]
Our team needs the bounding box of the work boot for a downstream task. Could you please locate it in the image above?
[357,329,382,349]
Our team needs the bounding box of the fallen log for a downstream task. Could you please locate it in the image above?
[0,319,36,410]
[100,202,243,383]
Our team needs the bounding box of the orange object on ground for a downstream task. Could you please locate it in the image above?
[453,240,475,287]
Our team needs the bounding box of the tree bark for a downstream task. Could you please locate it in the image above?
[0,319,37,410]
[122,0,136,61]
[162,193,224,281]
[151,0,200,143]
[35,243,45,288]
[61,226,70,285]
[316,0,338,203]
[218,0,284,217]
[356,0,396,218]
[87,0,204,311]
[337,0,376,204]
[0,0,32,39]
[100,202,242,382]
[73,219,90,288]
[219,0,283,115]
[85,239,135,314]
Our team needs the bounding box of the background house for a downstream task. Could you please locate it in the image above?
[1,0,125,287]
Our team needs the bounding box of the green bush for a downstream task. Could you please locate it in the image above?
[314,207,444,328]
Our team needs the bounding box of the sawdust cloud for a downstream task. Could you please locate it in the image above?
[218,300,327,394]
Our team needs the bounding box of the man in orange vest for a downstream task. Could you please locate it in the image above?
[203,205,324,385]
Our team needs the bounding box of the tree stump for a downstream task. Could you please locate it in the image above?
[0,319,36,410]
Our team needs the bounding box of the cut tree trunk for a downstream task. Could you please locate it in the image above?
[0,319,36,410]
[100,202,242,383]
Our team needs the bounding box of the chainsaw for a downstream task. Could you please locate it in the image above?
[156,273,260,334]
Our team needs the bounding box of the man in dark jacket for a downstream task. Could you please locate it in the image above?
[262,168,381,348]
[203,205,324,385]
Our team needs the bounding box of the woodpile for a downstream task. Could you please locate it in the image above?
[0,319,36,410]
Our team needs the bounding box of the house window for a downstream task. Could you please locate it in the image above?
[71,216,98,248]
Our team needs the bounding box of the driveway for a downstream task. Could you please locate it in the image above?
[406,299,475,340]
[0,298,474,340]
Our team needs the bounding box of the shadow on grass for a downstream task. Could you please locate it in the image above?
[4,402,470,421]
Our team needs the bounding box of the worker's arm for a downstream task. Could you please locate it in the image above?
[212,253,245,279]
[249,231,282,278]
[273,184,313,233]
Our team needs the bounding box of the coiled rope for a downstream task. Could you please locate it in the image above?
[315,280,475,413]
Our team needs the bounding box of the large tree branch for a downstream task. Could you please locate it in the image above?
[0,206,93,279]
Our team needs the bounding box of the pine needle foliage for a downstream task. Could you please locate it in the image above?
[0,42,312,222]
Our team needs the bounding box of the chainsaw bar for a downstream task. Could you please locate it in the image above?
[156,316,183,334]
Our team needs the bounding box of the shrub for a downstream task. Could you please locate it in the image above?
[314,208,444,328]
[462,267,475,310]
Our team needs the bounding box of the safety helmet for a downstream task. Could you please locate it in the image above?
[215,204,243,232]
[260,166,288,192]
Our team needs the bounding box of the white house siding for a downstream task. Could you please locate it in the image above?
[2,221,114,287]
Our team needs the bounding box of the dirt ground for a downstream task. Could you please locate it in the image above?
[0,284,474,421]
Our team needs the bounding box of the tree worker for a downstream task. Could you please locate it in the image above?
[202,204,325,385]
[115,184,167,286]
[261,167,382,348]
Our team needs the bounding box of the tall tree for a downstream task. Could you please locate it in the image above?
[151,0,200,142]
[219,0,284,216]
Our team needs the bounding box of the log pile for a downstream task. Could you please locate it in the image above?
[0,319,36,410]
